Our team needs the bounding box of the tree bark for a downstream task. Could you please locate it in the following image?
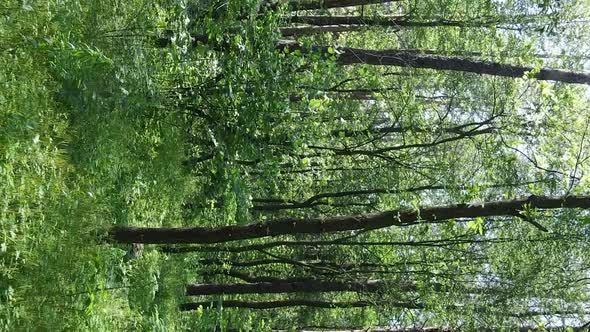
[186,279,414,295]
[201,269,315,283]
[263,326,589,332]
[110,195,590,244]
[180,299,421,310]
[280,42,590,84]
[273,329,452,332]
[251,185,448,211]
[195,258,474,270]
[285,0,399,11]
[307,127,493,158]
[287,15,530,28]
[157,37,590,84]
[331,118,496,138]
[162,234,569,254]
[281,25,365,36]
[274,329,448,332]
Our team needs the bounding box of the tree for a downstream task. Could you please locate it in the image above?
[230,326,590,332]
[282,43,590,84]
[287,14,551,29]
[282,0,399,11]
[156,36,590,84]
[110,196,590,244]
[185,279,415,295]
[180,299,421,310]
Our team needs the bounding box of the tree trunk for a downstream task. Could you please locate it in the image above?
[156,26,363,47]
[180,299,421,310]
[307,127,494,158]
[195,258,474,270]
[201,269,315,283]
[280,43,590,84]
[281,25,365,36]
[273,329,451,332]
[271,329,450,332]
[186,279,414,295]
[285,0,399,11]
[331,118,496,138]
[263,327,589,332]
[287,15,527,28]
[157,36,589,84]
[251,185,447,211]
[290,90,376,101]
[110,195,590,244]
[163,234,567,254]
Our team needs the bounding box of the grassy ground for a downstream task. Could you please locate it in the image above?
[0,1,198,330]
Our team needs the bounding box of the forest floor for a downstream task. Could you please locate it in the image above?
[0,2,198,330]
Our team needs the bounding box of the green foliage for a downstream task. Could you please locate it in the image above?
[2,0,590,330]
[467,217,485,235]
[0,0,192,329]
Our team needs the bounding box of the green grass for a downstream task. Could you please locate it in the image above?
[0,1,196,330]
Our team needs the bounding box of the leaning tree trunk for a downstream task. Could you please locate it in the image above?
[185,279,415,295]
[110,195,590,244]
[180,299,421,310]
[279,43,590,84]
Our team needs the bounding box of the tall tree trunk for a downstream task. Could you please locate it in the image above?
[163,234,567,254]
[251,185,449,211]
[260,326,589,332]
[286,15,531,28]
[186,279,414,295]
[180,299,421,310]
[290,90,376,101]
[194,258,461,270]
[156,36,590,85]
[277,42,590,84]
[280,43,590,84]
[156,26,362,47]
[272,329,452,332]
[330,118,496,138]
[307,127,494,158]
[281,25,365,36]
[201,269,314,283]
[285,0,399,11]
[109,195,590,244]
[157,35,586,84]
[332,121,424,135]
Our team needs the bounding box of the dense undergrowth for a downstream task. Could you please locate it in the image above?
[1,0,294,329]
[2,0,590,331]
[0,1,197,329]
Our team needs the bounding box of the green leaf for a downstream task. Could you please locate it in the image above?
[467,217,484,235]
